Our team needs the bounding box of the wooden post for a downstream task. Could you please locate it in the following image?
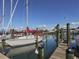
[35,35,38,49]
[35,28,39,49]
[56,24,60,47]
[60,28,64,42]
[2,39,6,54]
[66,48,74,59]
[10,29,14,39]
[72,31,74,40]
[34,28,39,58]
[67,23,70,46]
[38,44,44,59]
[35,28,44,59]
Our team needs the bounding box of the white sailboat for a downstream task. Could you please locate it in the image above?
[0,0,43,57]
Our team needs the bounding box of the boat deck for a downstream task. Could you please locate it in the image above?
[5,37,42,47]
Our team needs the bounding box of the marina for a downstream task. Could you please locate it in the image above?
[0,0,79,59]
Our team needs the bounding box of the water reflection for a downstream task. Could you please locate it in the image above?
[9,35,57,59]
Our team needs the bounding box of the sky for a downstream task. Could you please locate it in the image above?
[0,0,79,29]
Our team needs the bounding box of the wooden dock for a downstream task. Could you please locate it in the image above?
[49,42,78,59]
[0,53,9,59]
[49,42,67,59]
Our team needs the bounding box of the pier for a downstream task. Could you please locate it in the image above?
[49,23,78,59]
[49,42,77,59]
[0,53,9,59]
[49,42,67,59]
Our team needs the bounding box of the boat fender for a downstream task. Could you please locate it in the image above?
[35,48,39,54]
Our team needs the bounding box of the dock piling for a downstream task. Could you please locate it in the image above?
[38,44,44,59]
[66,23,70,47]
[34,28,44,59]
[10,29,14,39]
[66,48,74,59]
[60,28,64,42]
[35,36,44,59]
[56,24,60,47]
[2,39,6,54]
[72,31,74,40]
[35,36,38,49]
[35,28,39,49]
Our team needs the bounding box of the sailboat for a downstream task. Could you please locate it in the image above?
[0,0,43,57]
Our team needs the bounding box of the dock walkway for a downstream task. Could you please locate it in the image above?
[0,53,9,59]
[49,42,67,59]
[49,42,78,59]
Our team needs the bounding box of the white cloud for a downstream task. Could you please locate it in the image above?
[71,22,79,24]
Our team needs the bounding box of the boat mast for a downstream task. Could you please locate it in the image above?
[10,0,13,29]
[26,0,29,35]
[6,0,18,32]
[26,0,28,27]
[3,0,5,34]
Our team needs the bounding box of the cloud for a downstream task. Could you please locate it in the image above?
[71,22,79,24]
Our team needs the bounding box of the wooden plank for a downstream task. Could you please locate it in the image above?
[49,42,78,59]
[49,42,68,59]
[0,53,9,59]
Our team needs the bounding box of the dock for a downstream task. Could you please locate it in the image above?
[49,42,77,59]
[49,42,67,59]
[0,53,9,59]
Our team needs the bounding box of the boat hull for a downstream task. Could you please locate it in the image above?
[6,44,36,57]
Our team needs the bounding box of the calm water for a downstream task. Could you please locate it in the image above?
[8,35,57,59]
[44,35,57,59]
